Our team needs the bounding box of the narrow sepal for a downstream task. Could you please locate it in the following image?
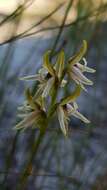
[43,50,55,76]
[60,85,81,106]
[19,74,40,81]
[57,106,68,137]
[25,88,40,110]
[14,111,40,130]
[42,77,55,98]
[72,66,93,85]
[72,111,90,124]
[68,40,87,66]
[55,50,65,79]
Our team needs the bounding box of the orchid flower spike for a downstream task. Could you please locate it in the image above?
[15,41,96,136]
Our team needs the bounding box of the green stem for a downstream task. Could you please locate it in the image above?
[16,127,47,190]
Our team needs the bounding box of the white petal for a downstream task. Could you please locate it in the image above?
[60,79,67,87]
[79,83,88,92]
[17,105,31,112]
[42,77,54,98]
[76,62,86,71]
[72,111,90,123]
[38,68,48,76]
[83,58,87,66]
[34,83,46,99]
[57,106,67,136]
[66,103,74,114]
[67,102,78,115]
[72,67,93,85]
[17,114,28,118]
[77,62,96,73]
[19,74,41,81]
[70,72,88,92]
[15,111,38,129]
[69,72,81,86]
[84,66,96,73]
[69,73,88,92]
[73,102,78,110]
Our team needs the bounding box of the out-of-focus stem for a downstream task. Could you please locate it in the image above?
[16,126,47,190]
[1,132,19,189]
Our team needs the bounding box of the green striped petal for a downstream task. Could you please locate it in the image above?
[25,88,40,110]
[42,77,55,98]
[14,111,39,130]
[57,106,68,137]
[55,50,65,79]
[43,50,55,76]
[68,40,87,66]
[60,85,81,106]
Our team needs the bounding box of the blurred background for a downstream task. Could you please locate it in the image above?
[0,0,107,189]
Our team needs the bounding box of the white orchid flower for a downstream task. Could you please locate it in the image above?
[68,40,96,91]
[66,102,90,124]
[19,50,66,99]
[15,110,41,130]
[57,85,90,136]
[15,89,46,130]
[57,101,90,137]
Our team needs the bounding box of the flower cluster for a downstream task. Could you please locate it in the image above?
[15,40,95,136]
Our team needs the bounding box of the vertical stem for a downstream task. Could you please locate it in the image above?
[16,126,47,190]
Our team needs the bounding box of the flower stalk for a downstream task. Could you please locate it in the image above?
[15,40,96,188]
